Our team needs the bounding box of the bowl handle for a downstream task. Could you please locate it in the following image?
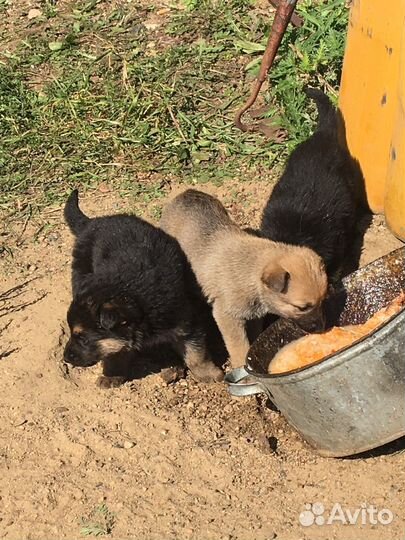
[224,367,265,397]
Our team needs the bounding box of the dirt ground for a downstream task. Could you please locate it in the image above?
[1,182,404,540]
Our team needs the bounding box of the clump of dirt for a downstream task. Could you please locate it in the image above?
[0,183,404,540]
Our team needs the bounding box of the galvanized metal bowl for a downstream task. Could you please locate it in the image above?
[225,247,405,457]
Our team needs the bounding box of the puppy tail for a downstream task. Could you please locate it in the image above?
[64,189,91,235]
[305,87,337,135]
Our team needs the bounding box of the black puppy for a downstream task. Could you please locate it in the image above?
[63,190,224,387]
[261,88,366,281]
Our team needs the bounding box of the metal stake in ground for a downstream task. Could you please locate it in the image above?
[234,0,298,133]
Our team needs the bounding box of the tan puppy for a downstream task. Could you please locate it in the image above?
[160,189,328,368]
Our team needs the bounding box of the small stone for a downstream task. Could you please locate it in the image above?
[28,8,42,19]
[144,22,160,30]
[98,183,110,193]
[46,233,60,243]
[123,441,135,449]
[55,406,69,413]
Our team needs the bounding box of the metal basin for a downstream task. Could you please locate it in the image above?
[225,247,405,457]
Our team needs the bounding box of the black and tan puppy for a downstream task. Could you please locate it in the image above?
[63,190,223,387]
[261,88,366,281]
[160,189,328,368]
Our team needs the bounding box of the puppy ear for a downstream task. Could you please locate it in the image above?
[99,303,121,330]
[262,264,290,293]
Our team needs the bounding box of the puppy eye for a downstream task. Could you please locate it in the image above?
[77,334,89,345]
[296,303,314,312]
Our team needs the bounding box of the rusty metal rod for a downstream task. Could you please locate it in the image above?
[234,0,299,132]
[269,0,303,27]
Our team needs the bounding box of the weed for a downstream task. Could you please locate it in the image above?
[80,503,115,537]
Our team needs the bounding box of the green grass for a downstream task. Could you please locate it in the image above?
[0,0,349,216]
[80,503,115,537]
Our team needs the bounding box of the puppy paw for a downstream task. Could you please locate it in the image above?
[96,375,127,388]
[190,364,224,383]
[160,366,186,385]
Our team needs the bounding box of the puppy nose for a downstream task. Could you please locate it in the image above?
[305,319,325,332]
[64,348,75,363]
[298,312,325,333]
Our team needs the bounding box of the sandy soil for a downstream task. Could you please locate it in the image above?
[1,182,404,540]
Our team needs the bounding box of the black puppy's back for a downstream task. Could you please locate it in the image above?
[64,192,193,311]
[261,88,363,278]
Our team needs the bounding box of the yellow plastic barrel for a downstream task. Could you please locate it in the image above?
[339,0,405,241]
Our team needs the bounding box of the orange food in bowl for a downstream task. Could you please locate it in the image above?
[268,292,405,374]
